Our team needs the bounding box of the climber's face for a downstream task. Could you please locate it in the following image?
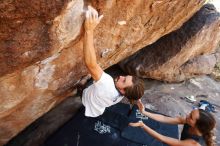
[114,75,133,94]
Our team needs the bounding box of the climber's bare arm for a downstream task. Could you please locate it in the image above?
[83,6,103,81]
[129,122,200,146]
[137,100,186,124]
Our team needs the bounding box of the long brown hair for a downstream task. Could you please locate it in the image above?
[196,109,216,146]
[124,76,144,116]
[124,76,144,101]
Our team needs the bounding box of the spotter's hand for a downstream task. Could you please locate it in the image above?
[129,121,144,127]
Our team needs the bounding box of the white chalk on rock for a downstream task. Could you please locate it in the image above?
[118,21,126,25]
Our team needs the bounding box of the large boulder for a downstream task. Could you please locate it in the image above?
[120,4,220,82]
[0,0,205,144]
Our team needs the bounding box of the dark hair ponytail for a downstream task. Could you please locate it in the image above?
[196,109,216,146]
[203,131,215,146]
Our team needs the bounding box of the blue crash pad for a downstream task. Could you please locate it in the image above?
[43,103,178,146]
[121,105,178,145]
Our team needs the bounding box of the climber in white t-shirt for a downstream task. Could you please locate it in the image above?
[82,6,145,117]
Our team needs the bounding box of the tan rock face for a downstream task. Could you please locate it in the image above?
[0,0,70,77]
[0,0,205,144]
[120,4,220,82]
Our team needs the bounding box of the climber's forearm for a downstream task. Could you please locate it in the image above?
[83,29,102,81]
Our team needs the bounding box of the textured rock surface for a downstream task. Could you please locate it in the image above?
[5,96,82,146]
[120,4,220,82]
[211,46,220,81]
[0,0,205,144]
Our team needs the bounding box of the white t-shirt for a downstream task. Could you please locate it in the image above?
[82,72,123,117]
